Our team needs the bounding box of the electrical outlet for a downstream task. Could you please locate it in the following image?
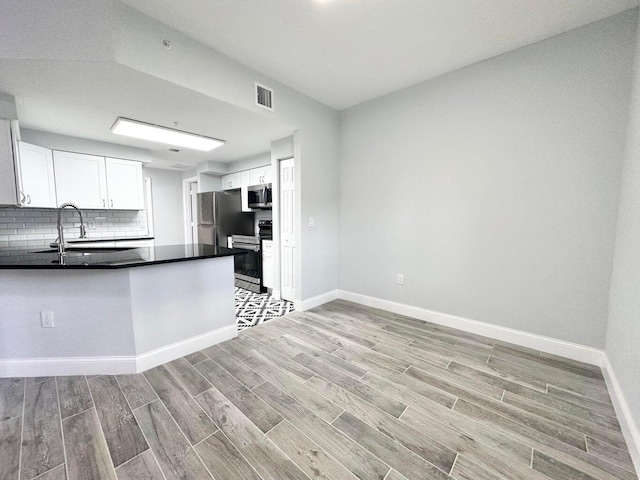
[41,311,54,328]
[308,217,315,227]
[397,274,404,285]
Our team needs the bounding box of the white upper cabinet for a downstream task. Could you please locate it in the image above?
[221,172,241,190]
[18,141,57,208]
[53,151,108,209]
[105,157,144,210]
[0,119,20,206]
[250,165,272,185]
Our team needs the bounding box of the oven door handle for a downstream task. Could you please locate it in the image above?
[234,244,260,252]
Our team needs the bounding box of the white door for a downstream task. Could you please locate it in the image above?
[105,158,144,209]
[187,180,198,244]
[18,142,57,208]
[280,158,295,301]
[53,151,108,209]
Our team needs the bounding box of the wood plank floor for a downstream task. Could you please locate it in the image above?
[0,299,637,480]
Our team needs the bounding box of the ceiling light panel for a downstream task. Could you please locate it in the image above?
[111,117,225,152]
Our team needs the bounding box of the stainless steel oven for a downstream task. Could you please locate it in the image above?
[247,183,272,209]
[232,235,262,293]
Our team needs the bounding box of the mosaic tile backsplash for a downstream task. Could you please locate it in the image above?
[0,207,149,248]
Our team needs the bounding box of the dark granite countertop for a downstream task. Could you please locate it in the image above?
[0,244,246,269]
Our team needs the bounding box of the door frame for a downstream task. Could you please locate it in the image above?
[182,176,199,245]
[278,156,295,302]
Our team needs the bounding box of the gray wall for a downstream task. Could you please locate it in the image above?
[605,11,640,451]
[143,167,185,246]
[114,1,340,302]
[1,0,340,303]
[339,11,636,348]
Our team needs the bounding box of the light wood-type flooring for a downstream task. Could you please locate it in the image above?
[0,299,637,480]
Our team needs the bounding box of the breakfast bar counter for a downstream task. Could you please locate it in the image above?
[0,244,246,377]
[0,243,245,268]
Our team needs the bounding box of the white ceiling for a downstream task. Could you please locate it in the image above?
[121,0,638,110]
[0,60,295,169]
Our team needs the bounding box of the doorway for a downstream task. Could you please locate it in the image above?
[279,157,295,302]
[183,177,199,244]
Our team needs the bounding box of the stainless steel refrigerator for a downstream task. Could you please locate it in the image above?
[197,190,254,247]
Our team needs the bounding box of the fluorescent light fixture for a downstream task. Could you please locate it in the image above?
[111,117,224,152]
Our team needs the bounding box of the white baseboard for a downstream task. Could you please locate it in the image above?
[0,356,137,377]
[0,324,238,377]
[337,290,603,365]
[601,354,640,473]
[135,324,238,372]
[298,290,339,312]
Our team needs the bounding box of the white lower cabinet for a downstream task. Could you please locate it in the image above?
[262,240,273,289]
[53,151,108,209]
[18,141,57,208]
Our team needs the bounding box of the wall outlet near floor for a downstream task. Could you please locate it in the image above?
[308,217,315,227]
[397,274,404,285]
[40,311,54,328]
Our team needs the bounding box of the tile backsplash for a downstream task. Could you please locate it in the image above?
[0,207,149,248]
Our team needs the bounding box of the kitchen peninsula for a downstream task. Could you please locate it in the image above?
[0,244,246,377]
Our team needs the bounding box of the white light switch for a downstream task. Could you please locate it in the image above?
[397,274,404,285]
[41,311,54,328]
[308,217,315,227]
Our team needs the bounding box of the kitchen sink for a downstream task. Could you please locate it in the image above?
[33,247,137,254]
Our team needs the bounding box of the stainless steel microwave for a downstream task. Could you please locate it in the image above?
[247,183,272,209]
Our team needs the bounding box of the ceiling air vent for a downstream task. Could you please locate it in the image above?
[255,82,274,111]
[170,164,191,170]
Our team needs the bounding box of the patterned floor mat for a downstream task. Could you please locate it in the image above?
[235,287,295,329]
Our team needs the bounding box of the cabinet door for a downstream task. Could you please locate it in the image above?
[262,240,273,289]
[18,142,57,208]
[105,158,144,210]
[250,168,263,185]
[250,166,273,185]
[0,119,20,206]
[263,165,273,184]
[221,173,240,190]
[53,151,108,209]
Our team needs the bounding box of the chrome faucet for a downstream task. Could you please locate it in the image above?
[50,203,87,256]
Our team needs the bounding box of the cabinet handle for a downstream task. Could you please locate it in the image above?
[103,199,106,207]
[19,191,26,205]
[110,199,113,208]
[26,194,31,205]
